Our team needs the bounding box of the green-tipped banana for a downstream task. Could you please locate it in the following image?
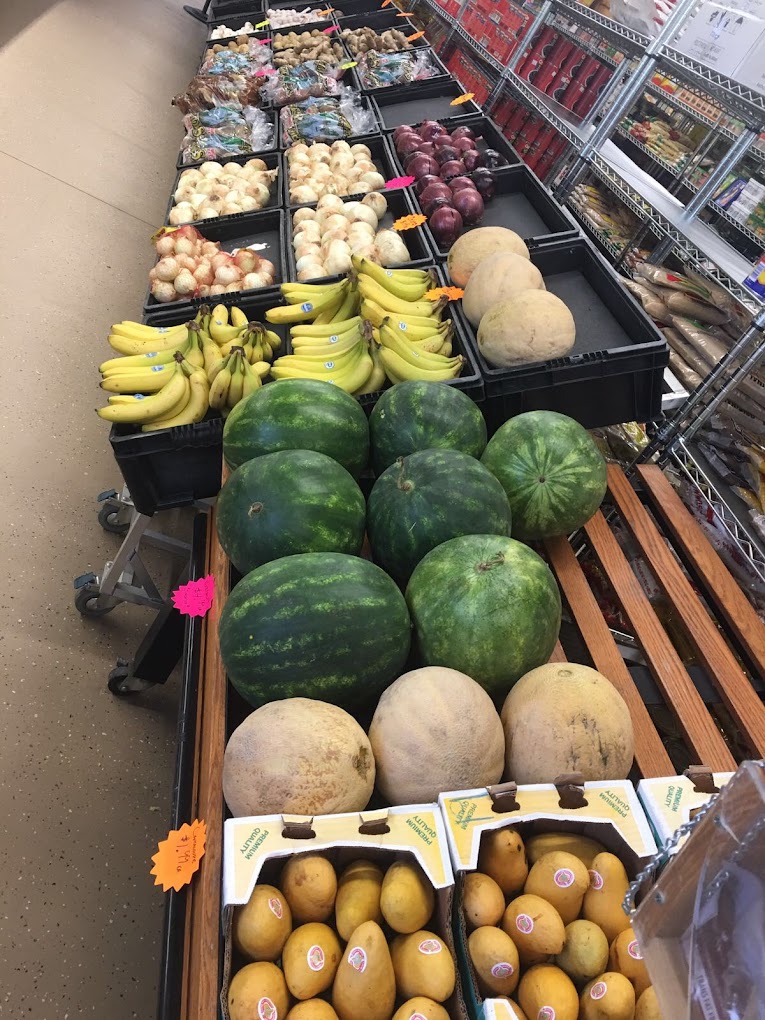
[96,366,190,423]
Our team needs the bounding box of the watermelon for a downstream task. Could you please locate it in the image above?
[481,411,607,540]
[216,449,365,574]
[219,552,412,708]
[223,378,369,476]
[405,534,561,697]
[367,449,512,584]
[369,380,487,475]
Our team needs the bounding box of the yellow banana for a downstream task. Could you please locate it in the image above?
[142,369,210,432]
[99,336,192,374]
[209,356,233,410]
[210,305,246,343]
[360,300,443,332]
[110,321,187,342]
[379,323,463,371]
[218,327,248,356]
[354,340,386,396]
[100,362,177,393]
[280,279,348,305]
[380,345,464,383]
[264,329,282,351]
[107,331,191,356]
[351,255,434,287]
[266,281,350,324]
[383,315,453,343]
[357,264,432,301]
[226,351,245,408]
[290,316,362,338]
[96,366,190,423]
[313,282,359,324]
[186,331,206,369]
[230,305,248,328]
[241,358,264,398]
[286,339,365,364]
[272,349,373,394]
[199,328,223,376]
[358,277,443,318]
[252,361,271,380]
[273,339,365,372]
[290,326,362,349]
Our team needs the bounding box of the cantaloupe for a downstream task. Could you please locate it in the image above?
[223,698,375,817]
[501,664,634,783]
[477,291,575,368]
[462,253,545,327]
[447,227,530,288]
[368,667,505,804]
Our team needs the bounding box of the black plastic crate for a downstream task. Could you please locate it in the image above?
[333,0,399,15]
[176,111,279,170]
[143,208,287,316]
[207,13,267,34]
[284,133,398,206]
[208,1,263,22]
[264,4,336,28]
[285,187,432,282]
[371,78,482,128]
[420,163,580,260]
[336,9,425,39]
[279,91,381,146]
[167,149,281,225]
[355,46,451,94]
[389,113,521,175]
[454,237,668,433]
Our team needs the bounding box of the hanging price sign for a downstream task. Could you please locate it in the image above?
[172,574,215,617]
[424,286,464,301]
[406,30,425,40]
[150,820,207,893]
[384,175,415,189]
[393,213,427,231]
[450,92,475,105]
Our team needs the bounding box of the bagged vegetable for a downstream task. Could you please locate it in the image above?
[280,87,376,144]
[635,262,715,302]
[357,49,439,89]
[261,60,346,107]
[180,106,274,164]
[664,289,730,325]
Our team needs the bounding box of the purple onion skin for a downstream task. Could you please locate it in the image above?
[407,154,441,180]
[418,141,436,156]
[405,150,429,172]
[439,159,466,181]
[393,125,418,143]
[420,121,449,143]
[471,169,496,200]
[423,194,455,217]
[398,135,425,158]
[450,125,476,142]
[415,174,441,196]
[419,181,454,212]
[434,144,459,166]
[482,148,508,169]
[452,187,484,226]
[452,136,476,154]
[429,205,463,246]
[449,176,477,193]
[462,150,486,173]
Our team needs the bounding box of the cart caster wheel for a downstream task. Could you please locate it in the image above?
[75,587,118,617]
[98,503,129,535]
[108,666,155,697]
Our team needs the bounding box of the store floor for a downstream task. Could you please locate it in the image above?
[0,3,203,1016]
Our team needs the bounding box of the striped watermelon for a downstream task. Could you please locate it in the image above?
[406,534,561,697]
[367,449,512,584]
[369,380,487,476]
[223,379,369,476]
[216,450,366,575]
[219,552,412,708]
[481,411,607,540]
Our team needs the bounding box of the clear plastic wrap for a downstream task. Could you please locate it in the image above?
[267,6,331,28]
[280,87,376,144]
[173,75,264,114]
[357,49,439,89]
[180,106,274,165]
[260,59,346,107]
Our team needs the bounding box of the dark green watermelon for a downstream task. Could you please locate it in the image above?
[481,411,607,540]
[405,534,561,697]
[369,380,487,476]
[219,552,412,708]
[367,449,512,584]
[223,378,369,476]
[216,449,365,575]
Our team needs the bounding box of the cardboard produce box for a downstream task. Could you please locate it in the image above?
[438,778,658,1020]
[221,805,470,1020]
[637,766,734,848]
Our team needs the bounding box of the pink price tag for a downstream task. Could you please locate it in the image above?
[255,66,276,76]
[322,24,338,32]
[256,36,273,43]
[172,575,215,617]
[385,175,415,189]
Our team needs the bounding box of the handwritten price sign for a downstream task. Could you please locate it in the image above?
[172,575,214,617]
[450,92,475,105]
[151,820,207,893]
[424,286,464,300]
[393,213,427,231]
[385,175,415,189]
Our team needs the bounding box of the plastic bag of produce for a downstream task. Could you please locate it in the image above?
[180,105,274,164]
[261,59,346,107]
[173,74,265,114]
[357,49,438,89]
[280,87,376,144]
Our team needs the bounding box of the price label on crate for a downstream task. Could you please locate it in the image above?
[384,174,415,189]
[393,213,427,231]
[381,0,395,7]
[255,36,273,44]
[424,286,464,301]
[450,92,475,105]
[255,18,270,27]
[317,7,335,13]
[322,24,338,32]
[340,60,358,68]
[172,574,215,617]
[255,67,276,76]
[396,11,413,15]
[151,820,207,893]
[406,29,425,40]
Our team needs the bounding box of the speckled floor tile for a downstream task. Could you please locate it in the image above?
[0,2,205,1016]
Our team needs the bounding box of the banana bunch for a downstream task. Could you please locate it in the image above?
[266,277,359,325]
[97,352,210,431]
[209,346,269,414]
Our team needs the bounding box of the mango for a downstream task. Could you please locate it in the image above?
[228,962,290,1020]
[332,921,396,1020]
[555,920,609,985]
[392,998,450,1020]
[609,927,650,996]
[335,860,384,941]
[478,828,528,896]
[467,925,519,997]
[281,854,338,924]
[525,832,607,868]
[391,929,456,1002]
[518,964,578,1020]
[282,922,341,1000]
[635,987,663,1020]
[582,853,631,943]
[524,850,590,924]
[503,1002,528,1019]
[286,1004,340,1020]
[380,859,435,934]
[462,871,505,929]
[580,972,636,1020]
[501,894,565,965]
[233,884,292,962]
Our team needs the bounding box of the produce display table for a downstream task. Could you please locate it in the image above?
[158,462,765,1020]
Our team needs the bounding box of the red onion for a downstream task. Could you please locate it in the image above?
[405,150,428,172]
[439,159,466,181]
[420,181,454,214]
[471,169,496,200]
[434,144,459,165]
[418,141,436,156]
[393,129,422,151]
[415,174,441,195]
[450,125,476,142]
[452,187,484,225]
[407,153,440,179]
[461,149,484,173]
[419,120,448,142]
[393,124,417,142]
[483,148,507,169]
[429,206,463,246]
[449,176,477,193]
[424,194,455,217]
[452,136,476,154]
[399,135,425,158]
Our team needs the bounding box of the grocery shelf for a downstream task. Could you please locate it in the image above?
[551,0,649,52]
[681,177,765,250]
[645,79,723,133]
[567,198,625,258]
[452,21,504,74]
[502,69,594,149]
[551,15,621,68]
[659,47,765,129]
[615,123,690,175]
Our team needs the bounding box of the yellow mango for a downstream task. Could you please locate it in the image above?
[518,964,578,1020]
[462,871,505,929]
[524,850,590,924]
[233,884,292,962]
[555,920,609,985]
[228,962,290,1020]
[525,832,607,868]
[503,1002,528,1019]
[282,922,341,1000]
[635,986,663,1020]
[335,859,384,941]
[380,859,435,934]
[286,1004,340,1020]
[501,894,565,966]
[332,921,396,1020]
[467,925,520,997]
[478,828,528,896]
[281,854,338,924]
[582,853,631,943]
[392,998,450,1020]
[391,929,456,1002]
[579,971,636,1020]
[609,927,650,996]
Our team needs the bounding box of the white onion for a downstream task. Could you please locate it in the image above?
[324,240,353,275]
[209,284,227,295]
[244,158,267,171]
[247,182,271,207]
[242,271,271,289]
[296,254,325,273]
[198,207,220,219]
[223,162,244,175]
[293,207,317,226]
[174,184,195,203]
[316,194,345,212]
[201,241,220,257]
[375,229,411,266]
[350,144,371,158]
[174,268,197,295]
[179,168,203,184]
[351,182,373,194]
[194,179,216,196]
[362,192,387,219]
[169,204,194,225]
[224,282,243,293]
[155,257,180,282]
[188,193,208,211]
[239,196,259,212]
[215,264,243,286]
[360,172,386,191]
[199,161,223,176]
[259,259,276,280]
[155,234,176,257]
[295,242,321,260]
[348,204,378,228]
[298,266,329,281]
[151,281,177,303]
[194,263,215,286]
[222,202,242,216]
[354,159,377,174]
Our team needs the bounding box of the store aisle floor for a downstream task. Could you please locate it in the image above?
[0,3,204,1016]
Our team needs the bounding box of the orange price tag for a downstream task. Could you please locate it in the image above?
[382,0,394,6]
[396,10,413,14]
[424,286,464,300]
[317,6,334,13]
[393,213,427,231]
[406,29,425,40]
[450,92,475,105]
[150,820,207,893]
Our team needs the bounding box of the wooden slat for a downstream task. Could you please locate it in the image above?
[549,640,568,663]
[638,463,765,679]
[584,510,737,771]
[608,465,765,758]
[545,536,674,778]
[185,500,229,1020]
